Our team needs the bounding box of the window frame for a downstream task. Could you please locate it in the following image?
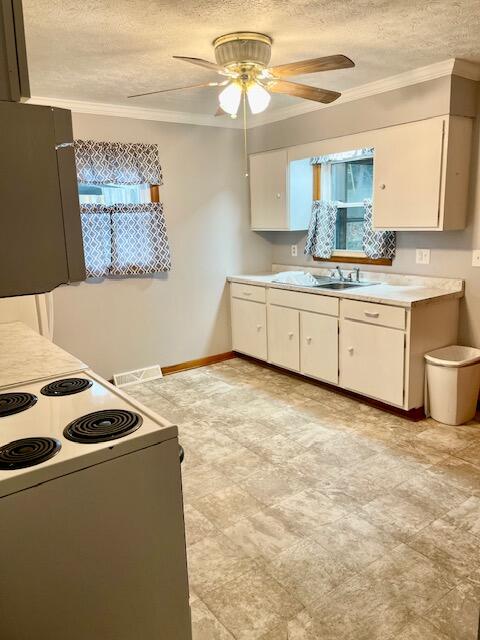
[311,159,392,266]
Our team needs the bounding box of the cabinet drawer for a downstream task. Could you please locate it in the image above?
[341,299,405,330]
[268,288,339,316]
[231,283,266,303]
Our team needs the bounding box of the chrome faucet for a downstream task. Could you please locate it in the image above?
[333,265,345,281]
[353,266,361,282]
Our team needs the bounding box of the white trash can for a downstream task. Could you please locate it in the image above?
[425,345,480,425]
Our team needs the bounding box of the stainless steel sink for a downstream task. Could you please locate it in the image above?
[314,280,380,290]
[317,281,363,289]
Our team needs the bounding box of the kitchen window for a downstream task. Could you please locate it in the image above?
[74,139,170,278]
[78,183,153,206]
[311,149,392,265]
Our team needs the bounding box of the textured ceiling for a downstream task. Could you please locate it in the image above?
[23,0,480,115]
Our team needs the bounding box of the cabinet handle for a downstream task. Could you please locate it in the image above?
[288,332,294,339]
[379,183,386,190]
[348,347,354,354]
[256,324,262,331]
[243,291,252,296]
[364,311,380,318]
[306,336,312,343]
[275,193,281,199]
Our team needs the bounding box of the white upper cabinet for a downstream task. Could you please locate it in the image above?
[373,116,472,231]
[250,149,288,230]
[252,114,473,233]
[249,149,312,230]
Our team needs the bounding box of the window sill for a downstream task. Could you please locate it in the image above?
[313,253,392,266]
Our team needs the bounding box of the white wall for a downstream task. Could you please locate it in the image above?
[249,76,480,348]
[52,114,272,379]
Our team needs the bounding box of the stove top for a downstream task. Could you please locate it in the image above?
[0,392,37,417]
[0,371,175,498]
[64,409,142,444]
[41,378,93,397]
[0,437,61,470]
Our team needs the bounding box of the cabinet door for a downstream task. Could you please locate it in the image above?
[231,298,267,360]
[268,306,300,371]
[0,102,71,297]
[340,320,405,406]
[300,312,338,384]
[373,117,445,229]
[249,149,287,230]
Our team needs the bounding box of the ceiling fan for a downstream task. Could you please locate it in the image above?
[128,32,355,117]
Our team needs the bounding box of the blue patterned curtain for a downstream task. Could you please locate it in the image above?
[304,200,338,258]
[362,199,396,259]
[79,203,171,278]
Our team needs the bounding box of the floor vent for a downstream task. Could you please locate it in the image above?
[113,365,163,388]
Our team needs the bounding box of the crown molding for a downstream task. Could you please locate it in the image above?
[27,96,241,128]
[247,58,471,128]
[28,58,479,130]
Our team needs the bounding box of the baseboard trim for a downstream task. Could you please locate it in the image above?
[235,352,426,422]
[162,351,236,376]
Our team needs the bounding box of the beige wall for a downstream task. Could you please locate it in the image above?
[250,76,480,348]
[52,114,272,379]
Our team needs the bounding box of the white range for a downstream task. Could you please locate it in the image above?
[0,336,191,639]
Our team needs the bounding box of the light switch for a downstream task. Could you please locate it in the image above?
[291,244,298,257]
[472,250,480,267]
[416,249,430,265]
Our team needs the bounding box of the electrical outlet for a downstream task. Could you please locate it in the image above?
[291,244,298,257]
[472,250,480,267]
[416,249,430,265]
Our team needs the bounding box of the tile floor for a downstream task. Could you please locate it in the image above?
[128,357,480,640]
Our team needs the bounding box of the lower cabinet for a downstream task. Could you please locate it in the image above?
[230,282,459,411]
[267,306,300,371]
[300,311,338,384]
[340,319,405,407]
[231,298,267,360]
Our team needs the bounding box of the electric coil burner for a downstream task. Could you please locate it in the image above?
[64,409,142,444]
[0,437,61,470]
[41,378,93,397]
[0,392,37,417]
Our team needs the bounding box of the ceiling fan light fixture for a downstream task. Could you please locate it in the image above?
[247,82,271,114]
[218,81,242,115]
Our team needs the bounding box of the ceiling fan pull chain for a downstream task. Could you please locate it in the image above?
[243,90,249,178]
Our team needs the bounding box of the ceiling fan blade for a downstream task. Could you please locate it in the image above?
[269,79,341,104]
[128,81,225,99]
[267,54,354,78]
[173,55,229,76]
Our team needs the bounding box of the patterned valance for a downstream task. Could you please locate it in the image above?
[75,139,163,185]
[310,148,374,165]
[80,202,171,277]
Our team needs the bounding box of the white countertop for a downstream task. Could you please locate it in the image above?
[0,322,87,388]
[227,271,464,308]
